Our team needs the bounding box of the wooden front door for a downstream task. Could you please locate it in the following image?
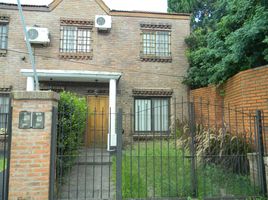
[86,96,109,148]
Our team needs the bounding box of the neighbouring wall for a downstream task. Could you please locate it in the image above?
[190,65,268,149]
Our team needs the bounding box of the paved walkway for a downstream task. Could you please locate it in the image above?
[57,148,115,200]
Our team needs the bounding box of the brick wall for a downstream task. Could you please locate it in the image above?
[9,91,59,200]
[189,85,224,128]
[190,65,268,141]
[0,0,190,139]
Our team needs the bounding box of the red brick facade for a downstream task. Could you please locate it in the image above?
[0,0,190,138]
[9,91,59,200]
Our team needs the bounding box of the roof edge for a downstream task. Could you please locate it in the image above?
[0,3,49,11]
[0,0,63,12]
[110,10,191,20]
[48,0,63,11]
[95,0,110,14]
[0,0,191,20]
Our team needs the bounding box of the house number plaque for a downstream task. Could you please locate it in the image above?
[18,111,45,129]
[32,112,45,129]
[19,111,31,129]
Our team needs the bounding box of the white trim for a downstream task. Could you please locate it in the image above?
[108,79,117,150]
[21,69,122,83]
[26,76,34,91]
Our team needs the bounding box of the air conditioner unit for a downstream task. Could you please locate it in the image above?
[25,27,50,44]
[95,15,112,30]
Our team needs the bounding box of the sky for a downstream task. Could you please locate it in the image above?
[0,0,168,12]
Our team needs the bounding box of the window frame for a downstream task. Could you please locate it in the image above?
[141,30,171,58]
[0,16,9,56]
[60,25,92,53]
[140,23,172,62]
[134,97,171,134]
[59,18,93,60]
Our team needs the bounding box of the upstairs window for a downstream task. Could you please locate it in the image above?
[140,23,172,62]
[59,18,93,59]
[142,31,171,57]
[0,16,9,56]
[0,24,8,50]
[60,26,91,53]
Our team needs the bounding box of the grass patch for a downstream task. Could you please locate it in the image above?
[0,158,6,172]
[113,141,260,199]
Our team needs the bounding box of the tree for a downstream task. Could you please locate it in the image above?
[169,0,268,88]
[168,0,216,30]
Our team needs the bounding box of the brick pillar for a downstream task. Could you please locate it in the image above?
[9,91,59,200]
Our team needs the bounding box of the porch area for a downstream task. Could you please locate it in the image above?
[20,69,121,150]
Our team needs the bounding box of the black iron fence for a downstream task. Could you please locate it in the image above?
[0,93,11,200]
[52,97,268,200]
[53,104,117,200]
[120,99,267,199]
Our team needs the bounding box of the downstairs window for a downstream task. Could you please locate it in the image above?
[0,95,10,130]
[135,98,169,132]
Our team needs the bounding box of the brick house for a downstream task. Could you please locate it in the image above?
[0,0,190,149]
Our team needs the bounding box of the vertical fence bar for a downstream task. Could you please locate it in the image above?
[101,108,104,199]
[261,110,267,155]
[204,100,210,197]
[235,107,240,176]
[256,110,267,197]
[58,105,64,199]
[249,112,257,193]
[160,100,163,197]
[108,108,111,198]
[152,104,156,198]
[174,97,178,196]
[145,104,148,198]
[116,109,123,200]
[67,107,72,200]
[76,114,79,200]
[130,110,133,198]
[49,107,58,200]
[1,107,7,200]
[4,100,12,200]
[189,102,197,197]
[92,108,96,198]
[84,105,89,200]
[214,99,217,130]
[137,106,140,198]
[221,98,225,136]
[168,102,171,197]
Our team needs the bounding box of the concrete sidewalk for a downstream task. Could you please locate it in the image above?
[57,148,115,200]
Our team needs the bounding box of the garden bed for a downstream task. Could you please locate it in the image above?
[113,141,259,199]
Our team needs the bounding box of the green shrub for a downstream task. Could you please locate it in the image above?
[180,123,253,175]
[57,91,87,174]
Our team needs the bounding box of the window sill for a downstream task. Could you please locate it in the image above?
[132,134,172,140]
[59,52,93,60]
[140,55,172,63]
[0,49,7,57]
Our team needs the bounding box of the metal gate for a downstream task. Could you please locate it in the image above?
[52,98,119,200]
[0,93,12,200]
[52,97,268,200]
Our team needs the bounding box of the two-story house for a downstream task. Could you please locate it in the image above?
[0,0,190,149]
